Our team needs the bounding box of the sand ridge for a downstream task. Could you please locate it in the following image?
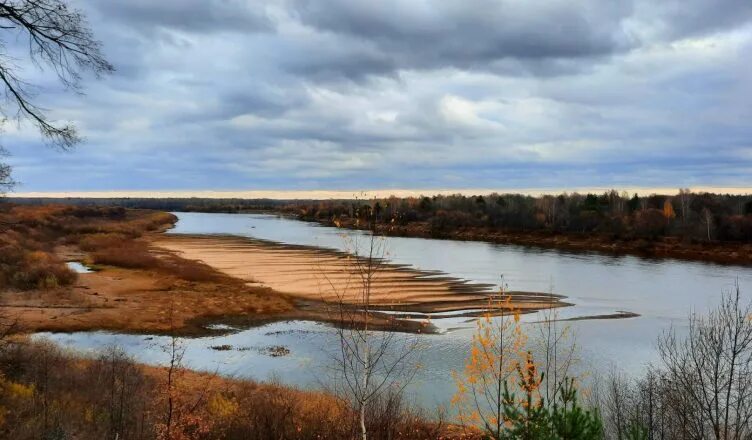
[154,234,570,317]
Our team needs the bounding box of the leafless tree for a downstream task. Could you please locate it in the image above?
[160,293,185,440]
[0,0,113,149]
[702,207,714,241]
[678,188,692,225]
[536,195,558,226]
[594,369,672,440]
[535,280,578,405]
[600,283,752,440]
[87,346,153,440]
[327,228,420,440]
[0,0,112,195]
[658,282,752,440]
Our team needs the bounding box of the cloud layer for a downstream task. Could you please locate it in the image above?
[3,0,752,192]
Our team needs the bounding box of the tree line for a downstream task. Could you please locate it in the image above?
[282,190,752,242]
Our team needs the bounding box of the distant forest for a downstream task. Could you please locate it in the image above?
[7,190,752,242]
[283,190,752,243]
[6,197,285,212]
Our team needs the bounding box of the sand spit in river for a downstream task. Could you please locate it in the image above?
[154,234,570,317]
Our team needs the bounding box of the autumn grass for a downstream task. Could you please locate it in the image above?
[0,338,479,440]
[0,203,301,336]
[0,247,77,290]
[0,204,177,292]
[0,203,215,290]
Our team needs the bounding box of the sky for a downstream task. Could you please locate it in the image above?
[2,0,752,195]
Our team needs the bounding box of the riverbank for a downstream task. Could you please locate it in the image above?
[1,205,567,337]
[0,205,297,335]
[299,217,752,266]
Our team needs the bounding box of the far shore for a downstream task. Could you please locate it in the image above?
[290,216,752,267]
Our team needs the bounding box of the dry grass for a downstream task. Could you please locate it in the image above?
[156,253,228,283]
[91,241,160,269]
[0,339,478,439]
[0,204,296,335]
[74,224,225,283]
[87,235,227,283]
[0,204,188,283]
[0,205,177,292]
[0,243,77,290]
[77,232,131,251]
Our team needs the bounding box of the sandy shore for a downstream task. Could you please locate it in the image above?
[154,234,570,317]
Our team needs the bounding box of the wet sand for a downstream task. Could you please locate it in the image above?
[154,234,570,317]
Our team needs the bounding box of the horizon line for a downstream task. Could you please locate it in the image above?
[6,186,752,200]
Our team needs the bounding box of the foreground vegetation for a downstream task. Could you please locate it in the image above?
[0,337,459,439]
[450,284,752,439]
[0,204,174,291]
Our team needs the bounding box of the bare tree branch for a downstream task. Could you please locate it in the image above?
[0,0,113,149]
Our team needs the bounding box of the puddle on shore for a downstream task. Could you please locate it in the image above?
[66,261,94,273]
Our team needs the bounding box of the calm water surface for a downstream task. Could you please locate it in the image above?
[38,212,752,408]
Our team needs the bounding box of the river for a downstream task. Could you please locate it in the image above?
[37,212,752,409]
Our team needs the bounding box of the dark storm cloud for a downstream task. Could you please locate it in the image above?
[279,0,752,80]
[287,0,635,73]
[87,0,274,34]
[644,0,752,40]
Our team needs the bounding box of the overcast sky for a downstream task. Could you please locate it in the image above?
[3,0,752,193]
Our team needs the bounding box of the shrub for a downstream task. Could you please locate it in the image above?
[1,205,177,290]
[158,256,226,283]
[0,244,76,290]
[92,242,160,269]
[78,233,131,252]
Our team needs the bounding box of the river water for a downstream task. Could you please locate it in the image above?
[37,212,752,409]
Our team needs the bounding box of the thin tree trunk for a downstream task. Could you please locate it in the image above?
[360,401,367,440]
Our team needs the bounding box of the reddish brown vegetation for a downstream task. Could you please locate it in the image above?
[0,204,176,291]
[0,338,477,439]
[0,204,300,336]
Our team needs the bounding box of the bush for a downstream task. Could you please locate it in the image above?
[633,209,666,239]
[91,242,160,269]
[0,244,76,290]
[0,205,176,291]
[0,341,157,440]
[158,256,226,283]
[78,232,130,252]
